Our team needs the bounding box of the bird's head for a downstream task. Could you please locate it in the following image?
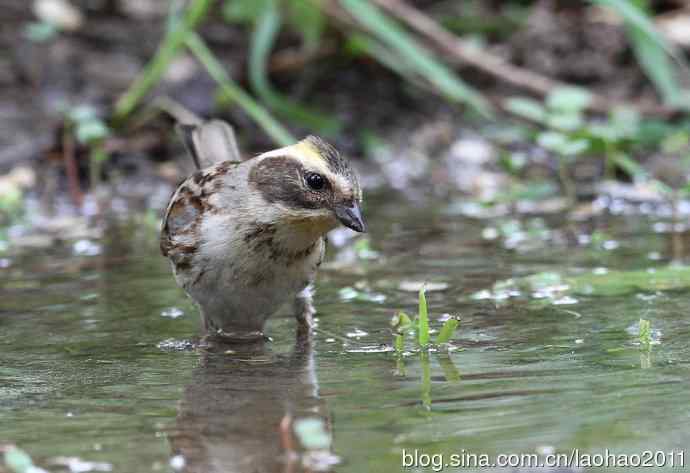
[249,136,365,235]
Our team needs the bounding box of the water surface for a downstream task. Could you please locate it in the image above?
[2,195,689,472]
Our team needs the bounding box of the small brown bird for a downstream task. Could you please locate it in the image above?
[160,120,365,340]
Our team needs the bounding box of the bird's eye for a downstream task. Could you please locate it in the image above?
[305,172,325,190]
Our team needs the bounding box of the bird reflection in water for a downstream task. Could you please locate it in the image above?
[169,333,336,473]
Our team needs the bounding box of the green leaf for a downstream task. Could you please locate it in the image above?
[222,0,270,23]
[611,152,646,179]
[286,0,325,51]
[661,131,689,154]
[560,139,589,157]
[76,120,110,144]
[610,107,640,137]
[547,112,583,132]
[546,87,592,113]
[587,123,618,142]
[537,132,587,156]
[537,131,568,151]
[435,317,459,344]
[341,0,491,117]
[68,105,98,123]
[249,1,340,135]
[418,288,429,347]
[391,311,413,334]
[504,97,547,123]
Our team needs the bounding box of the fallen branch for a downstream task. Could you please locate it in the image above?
[269,42,339,74]
[369,0,673,117]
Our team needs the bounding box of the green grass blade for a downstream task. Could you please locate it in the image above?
[420,351,431,409]
[249,1,340,135]
[627,25,680,105]
[592,0,687,106]
[341,0,491,117]
[611,152,647,180]
[113,0,214,123]
[438,354,461,381]
[185,33,295,146]
[418,288,429,347]
[638,318,652,349]
[435,317,459,344]
[394,334,404,353]
[286,0,325,51]
[346,33,421,84]
[592,0,678,56]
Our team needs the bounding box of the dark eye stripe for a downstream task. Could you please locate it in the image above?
[249,156,329,209]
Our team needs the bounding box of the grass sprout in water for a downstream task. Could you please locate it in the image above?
[390,289,462,410]
[638,318,652,350]
[391,288,460,352]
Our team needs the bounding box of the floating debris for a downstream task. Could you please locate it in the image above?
[169,455,185,471]
[345,328,369,339]
[72,239,102,256]
[397,281,449,292]
[338,287,386,303]
[160,307,184,319]
[346,345,395,353]
[34,0,84,31]
[51,456,112,473]
[156,338,195,351]
[293,418,331,450]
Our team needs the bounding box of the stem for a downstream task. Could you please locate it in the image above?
[420,351,431,410]
[112,0,214,124]
[89,142,107,191]
[62,129,83,207]
[185,32,295,146]
[558,156,576,207]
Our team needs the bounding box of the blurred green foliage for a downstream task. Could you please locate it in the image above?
[506,86,690,202]
[23,0,690,198]
[594,0,690,108]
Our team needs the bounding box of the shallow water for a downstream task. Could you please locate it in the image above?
[2,194,690,472]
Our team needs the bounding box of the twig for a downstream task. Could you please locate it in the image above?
[269,42,339,74]
[369,0,673,117]
[62,128,83,207]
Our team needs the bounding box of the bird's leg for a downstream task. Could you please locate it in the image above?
[293,285,315,335]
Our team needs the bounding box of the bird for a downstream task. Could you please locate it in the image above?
[160,120,366,340]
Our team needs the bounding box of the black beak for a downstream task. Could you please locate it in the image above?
[335,201,367,233]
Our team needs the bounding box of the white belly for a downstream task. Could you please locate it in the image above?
[181,236,323,334]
